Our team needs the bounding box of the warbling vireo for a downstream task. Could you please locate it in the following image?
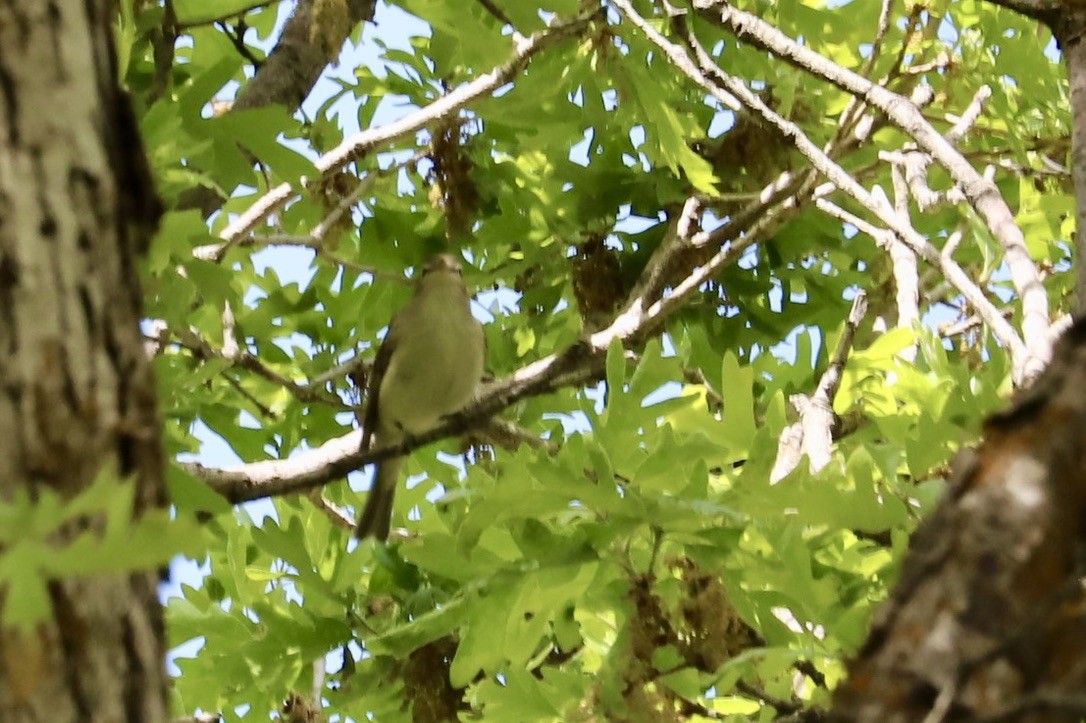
[355,253,486,540]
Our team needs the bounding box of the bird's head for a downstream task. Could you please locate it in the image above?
[421,253,464,277]
[415,253,468,296]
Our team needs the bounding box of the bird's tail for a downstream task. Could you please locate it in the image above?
[355,456,404,541]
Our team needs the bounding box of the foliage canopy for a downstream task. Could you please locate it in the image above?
[86,0,1078,719]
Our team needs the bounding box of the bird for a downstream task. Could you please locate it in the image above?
[355,253,486,540]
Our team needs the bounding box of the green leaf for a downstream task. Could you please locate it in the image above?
[210,109,318,183]
[181,259,235,308]
[620,54,718,194]
[0,545,53,629]
[174,0,269,25]
[167,463,233,515]
[605,337,627,393]
[718,353,756,451]
[0,468,206,630]
[367,594,472,658]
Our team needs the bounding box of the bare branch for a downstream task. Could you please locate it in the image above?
[879,150,961,211]
[178,343,607,503]
[815,196,1012,365]
[475,418,558,454]
[693,0,1052,379]
[220,301,239,359]
[946,84,993,145]
[309,354,367,388]
[816,293,869,406]
[193,150,425,261]
[864,0,896,80]
[307,490,356,532]
[771,293,867,482]
[888,166,921,339]
[196,234,408,281]
[830,5,927,153]
[611,0,1029,380]
[1051,314,1074,341]
[212,9,601,259]
[881,83,990,214]
[937,312,1018,339]
[769,424,806,486]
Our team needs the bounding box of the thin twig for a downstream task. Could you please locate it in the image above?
[212,9,601,259]
[946,85,993,145]
[475,0,517,34]
[770,293,867,482]
[886,166,920,340]
[475,418,559,453]
[194,152,425,261]
[169,327,356,409]
[692,0,1051,379]
[308,490,356,531]
[613,0,1029,380]
[735,680,803,714]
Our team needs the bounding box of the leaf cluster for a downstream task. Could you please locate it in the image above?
[107,0,1073,719]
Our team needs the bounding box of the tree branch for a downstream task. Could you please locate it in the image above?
[978,0,1063,23]
[830,319,1086,721]
[178,0,379,216]
[192,150,425,261]
[887,164,921,349]
[770,293,867,482]
[179,341,605,503]
[693,0,1052,380]
[167,327,356,409]
[211,9,602,260]
[179,153,812,504]
[1045,8,1086,318]
[612,0,1030,381]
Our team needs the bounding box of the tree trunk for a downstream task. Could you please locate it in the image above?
[830,320,1086,722]
[0,1,168,721]
[827,5,1086,719]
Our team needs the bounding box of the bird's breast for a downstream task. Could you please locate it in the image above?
[377,307,484,435]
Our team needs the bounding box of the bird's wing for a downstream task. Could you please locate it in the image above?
[361,319,400,451]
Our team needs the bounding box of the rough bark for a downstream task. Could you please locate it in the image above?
[830,318,1086,723]
[233,0,377,113]
[178,0,378,216]
[0,1,167,721]
[825,6,1086,717]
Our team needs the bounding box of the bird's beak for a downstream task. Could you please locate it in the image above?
[425,253,463,275]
